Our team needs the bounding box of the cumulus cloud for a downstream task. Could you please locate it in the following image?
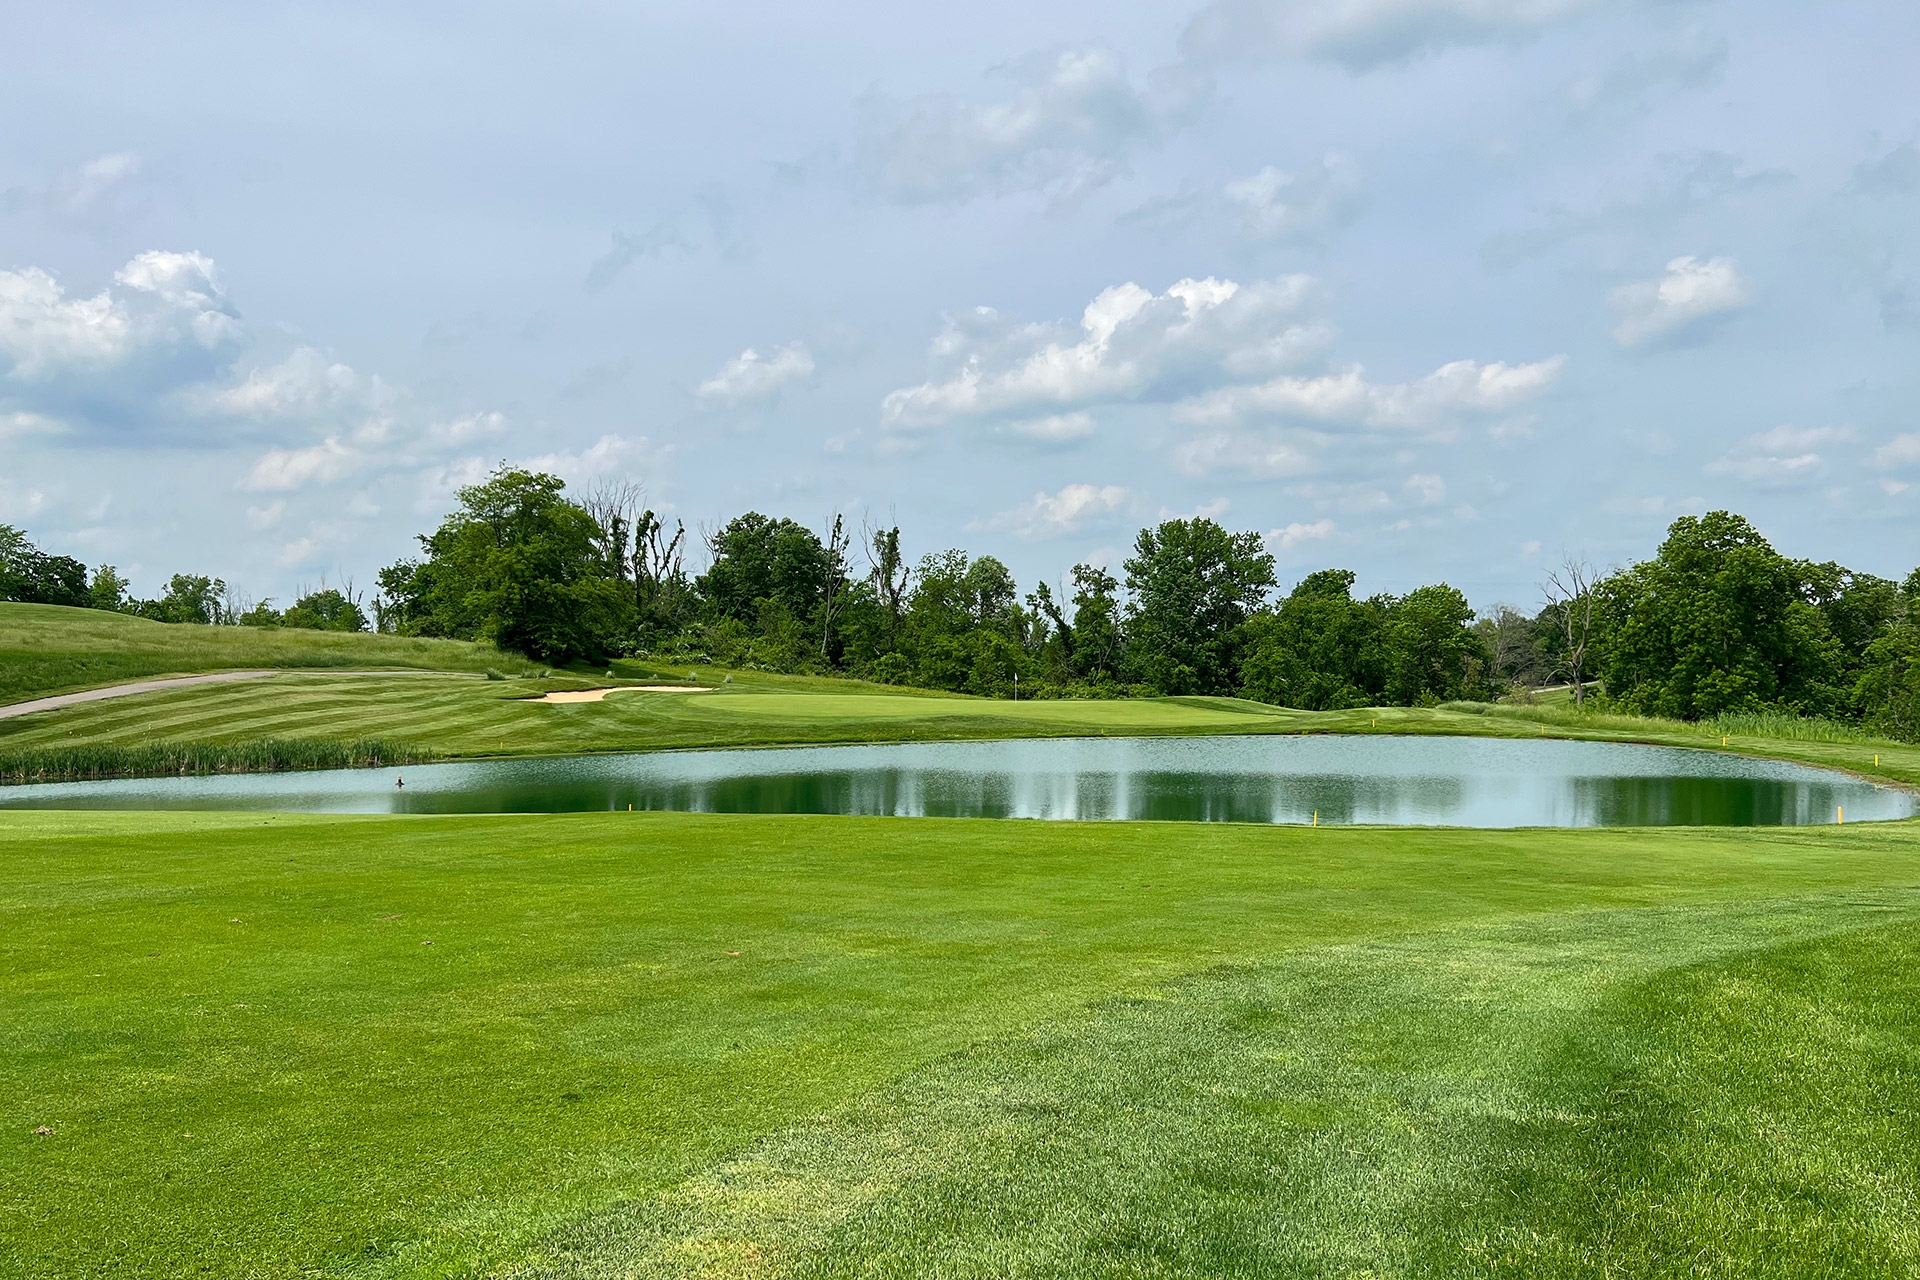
[1706,425,1856,484]
[1609,255,1753,348]
[975,482,1129,539]
[857,46,1198,205]
[427,411,508,447]
[519,433,663,486]
[1404,473,1447,504]
[243,437,364,492]
[1178,0,1607,72]
[1173,355,1565,432]
[696,343,815,407]
[1872,433,1920,470]
[882,275,1327,429]
[1267,518,1336,552]
[0,250,240,382]
[211,347,392,421]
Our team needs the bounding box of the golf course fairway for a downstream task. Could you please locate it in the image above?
[9,808,1920,1278]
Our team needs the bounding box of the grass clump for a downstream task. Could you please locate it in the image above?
[0,737,433,785]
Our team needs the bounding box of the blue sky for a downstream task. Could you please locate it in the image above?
[3,0,1917,612]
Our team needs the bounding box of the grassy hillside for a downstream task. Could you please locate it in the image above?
[0,602,534,703]
[7,809,1920,1278]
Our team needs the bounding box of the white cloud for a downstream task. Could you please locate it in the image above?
[0,411,64,439]
[883,275,1325,428]
[1224,155,1361,242]
[245,501,286,530]
[857,46,1196,206]
[1123,154,1361,246]
[1267,518,1336,552]
[1404,473,1447,504]
[1285,481,1392,513]
[1006,412,1096,442]
[1174,355,1565,431]
[1,152,143,224]
[519,433,663,485]
[1610,255,1753,348]
[242,437,365,492]
[427,411,508,446]
[1603,494,1708,517]
[0,250,239,380]
[1179,0,1607,72]
[1707,425,1856,484]
[975,482,1129,539]
[212,347,391,421]
[1158,496,1232,521]
[696,343,815,407]
[1873,433,1920,470]
[1171,430,1316,479]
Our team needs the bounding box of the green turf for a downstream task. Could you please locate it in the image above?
[0,602,535,703]
[7,668,1918,794]
[9,809,1920,1279]
[7,601,1918,792]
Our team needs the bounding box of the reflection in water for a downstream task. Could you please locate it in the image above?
[2,735,1912,829]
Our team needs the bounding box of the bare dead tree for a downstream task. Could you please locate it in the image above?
[633,507,688,626]
[862,514,910,646]
[816,513,852,659]
[583,479,645,581]
[1540,557,1599,710]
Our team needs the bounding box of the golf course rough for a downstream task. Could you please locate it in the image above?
[9,808,1920,1278]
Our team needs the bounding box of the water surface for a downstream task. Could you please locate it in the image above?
[2,735,1910,827]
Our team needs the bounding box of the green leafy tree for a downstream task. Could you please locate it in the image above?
[1239,570,1389,709]
[378,466,633,662]
[132,575,230,625]
[1123,519,1276,695]
[1596,511,1844,719]
[699,514,831,626]
[0,525,91,607]
[1384,584,1482,704]
[88,565,129,612]
[1067,564,1124,685]
[283,588,370,632]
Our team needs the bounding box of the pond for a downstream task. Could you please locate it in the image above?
[2,735,1911,827]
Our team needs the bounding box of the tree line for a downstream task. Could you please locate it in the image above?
[1,524,367,632]
[6,473,1919,738]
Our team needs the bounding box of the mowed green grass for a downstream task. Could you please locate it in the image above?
[0,602,531,703]
[8,668,1920,792]
[9,809,1920,1279]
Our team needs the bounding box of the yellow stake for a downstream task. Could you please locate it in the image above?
[1722,736,1728,746]
[1312,810,1318,827]
[1875,755,1880,766]
[1838,806,1845,825]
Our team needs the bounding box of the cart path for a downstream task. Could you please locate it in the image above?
[0,670,471,721]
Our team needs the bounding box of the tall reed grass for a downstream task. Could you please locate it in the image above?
[1444,700,1900,746]
[0,738,435,786]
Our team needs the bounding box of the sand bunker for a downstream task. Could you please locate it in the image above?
[524,686,714,704]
